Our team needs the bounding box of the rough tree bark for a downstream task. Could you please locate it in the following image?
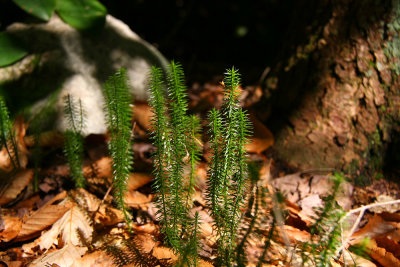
[261,0,400,179]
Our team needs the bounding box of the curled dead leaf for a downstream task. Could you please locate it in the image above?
[367,239,400,267]
[0,169,33,206]
[0,215,22,242]
[152,246,178,263]
[280,225,311,244]
[70,250,115,267]
[127,173,153,191]
[29,244,87,267]
[133,101,152,133]
[124,190,152,209]
[351,215,397,244]
[245,113,274,154]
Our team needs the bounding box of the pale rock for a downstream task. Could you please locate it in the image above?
[1,15,168,135]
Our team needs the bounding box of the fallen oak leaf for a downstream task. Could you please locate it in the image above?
[15,191,69,242]
[22,197,93,253]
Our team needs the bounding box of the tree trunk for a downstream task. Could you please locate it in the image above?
[261,0,400,179]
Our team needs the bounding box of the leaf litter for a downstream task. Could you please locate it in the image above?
[0,90,399,267]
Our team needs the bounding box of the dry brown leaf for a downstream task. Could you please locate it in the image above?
[24,130,64,148]
[124,191,152,209]
[152,246,178,263]
[0,215,22,242]
[15,191,69,241]
[127,173,153,191]
[70,250,115,267]
[70,188,123,226]
[199,259,214,267]
[351,214,397,244]
[16,204,70,241]
[0,169,33,205]
[370,195,400,213]
[29,244,87,267]
[134,233,158,253]
[330,259,341,267]
[367,239,400,267]
[280,225,311,243]
[379,212,400,222]
[133,101,152,132]
[245,113,274,154]
[286,204,315,227]
[23,199,93,253]
[341,250,377,267]
[83,157,112,179]
[132,223,158,234]
[375,236,400,258]
[14,194,40,210]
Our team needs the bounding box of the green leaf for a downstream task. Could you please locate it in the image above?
[0,32,28,67]
[56,0,107,31]
[13,0,56,21]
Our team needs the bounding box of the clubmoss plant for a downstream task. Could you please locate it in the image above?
[206,68,251,266]
[149,64,251,266]
[0,96,20,169]
[103,68,134,224]
[63,94,86,188]
[149,62,201,264]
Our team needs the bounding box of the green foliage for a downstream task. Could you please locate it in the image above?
[177,212,201,267]
[104,237,162,267]
[0,96,19,169]
[103,68,134,224]
[0,32,28,67]
[149,64,252,266]
[13,0,56,21]
[150,62,199,254]
[63,94,86,188]
[149,62,201,264]
[206,67,251,266]
[56,0,107,31]
[0,0,106,67]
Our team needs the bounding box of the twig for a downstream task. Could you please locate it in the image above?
[335,199,400,257]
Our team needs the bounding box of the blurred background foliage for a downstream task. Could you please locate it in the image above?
[0,0,295,85]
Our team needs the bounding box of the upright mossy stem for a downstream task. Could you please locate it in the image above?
[63,94,86,188]
[149,62,201,262]
[103,68,134,225]
[0,96,20,170]
[206,67,252,266]
[149,64,251,266]
[149,65,175,245]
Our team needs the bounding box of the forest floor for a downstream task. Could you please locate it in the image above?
[1,79,400,267]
